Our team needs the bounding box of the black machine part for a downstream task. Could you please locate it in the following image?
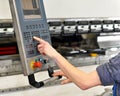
[28,66,62,88]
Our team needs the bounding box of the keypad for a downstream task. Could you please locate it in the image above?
[26,24,45,29]
[23,25,50,57]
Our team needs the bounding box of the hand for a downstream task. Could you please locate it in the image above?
[52,70,72,84]
[33,36,58,58]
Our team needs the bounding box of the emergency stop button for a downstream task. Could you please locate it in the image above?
[30,60,42,70]
[33,61,42,68]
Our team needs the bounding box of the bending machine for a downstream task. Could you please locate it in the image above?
[1,18,120,95]
[1,1,120,96]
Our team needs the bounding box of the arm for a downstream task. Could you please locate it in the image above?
[33,36,102,90]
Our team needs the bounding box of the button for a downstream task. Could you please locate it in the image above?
[39,58,47,64]
[33,61,42,68]
[30,61,35,70]
[30,60,42,70]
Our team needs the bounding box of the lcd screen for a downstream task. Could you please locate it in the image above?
[21,0,41,19]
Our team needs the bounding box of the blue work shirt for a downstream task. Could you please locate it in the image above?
[96,53,120,96]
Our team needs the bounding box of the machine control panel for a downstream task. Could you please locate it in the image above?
[9,0,51,76]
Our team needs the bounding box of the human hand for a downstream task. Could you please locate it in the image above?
[52,70,72,84]
[33,36,58,59]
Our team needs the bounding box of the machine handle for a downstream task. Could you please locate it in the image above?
[28,74,44,88]
[28,74,62,88]
[28,66,62,88]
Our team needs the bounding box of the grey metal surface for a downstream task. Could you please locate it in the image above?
[0,53,113,77]
[97,35,120,49]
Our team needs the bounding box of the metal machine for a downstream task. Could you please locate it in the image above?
[0,0,120,96]
[1,18,120,76]
[1,1,120,95]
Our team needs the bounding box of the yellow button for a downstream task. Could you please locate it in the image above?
[30,61,35,70]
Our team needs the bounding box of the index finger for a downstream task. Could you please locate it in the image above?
[33,36,44,43]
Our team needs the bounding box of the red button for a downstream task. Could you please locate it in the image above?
[33,62,42,68]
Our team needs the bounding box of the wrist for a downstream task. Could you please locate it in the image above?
[51,50,61,60]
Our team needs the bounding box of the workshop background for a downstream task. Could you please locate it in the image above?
[1,0,120,96]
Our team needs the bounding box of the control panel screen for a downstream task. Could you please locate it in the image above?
[22,0,41,19]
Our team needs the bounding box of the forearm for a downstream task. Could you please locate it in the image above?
[52,52,101,89]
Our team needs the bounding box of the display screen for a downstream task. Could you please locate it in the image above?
[21,0,41,19]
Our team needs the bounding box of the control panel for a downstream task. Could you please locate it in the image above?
[9,0,51,76]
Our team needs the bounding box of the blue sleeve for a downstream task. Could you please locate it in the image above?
[96,53,120,86]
